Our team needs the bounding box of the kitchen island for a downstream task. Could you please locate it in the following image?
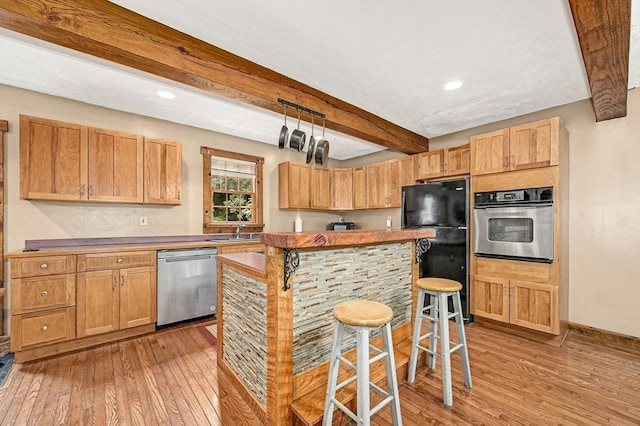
[216,228,435,425]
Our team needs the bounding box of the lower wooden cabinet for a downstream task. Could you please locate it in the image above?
[472,275,558,334]
[9,255,77,352]
[9,250,156,361]
[77,251,156,337]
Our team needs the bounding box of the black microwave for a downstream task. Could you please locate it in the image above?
[328,222,355,231]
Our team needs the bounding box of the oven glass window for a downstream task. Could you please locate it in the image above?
[487,218,534,243]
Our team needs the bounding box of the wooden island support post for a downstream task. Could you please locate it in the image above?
[216,228,435,425]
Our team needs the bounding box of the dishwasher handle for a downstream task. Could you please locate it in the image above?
[161,254,214,263]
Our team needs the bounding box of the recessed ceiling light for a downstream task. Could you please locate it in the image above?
[444,81,463,91]
[157,90,175,99]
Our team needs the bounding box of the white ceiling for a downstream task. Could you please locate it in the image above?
[1,0,638,160]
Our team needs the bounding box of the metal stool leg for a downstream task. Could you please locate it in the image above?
[382,323,403,426]
[323,319,344,426]
[438,292,453,406]
[453,291,472,388]
[356,327,370,426]
[407,288,426,383]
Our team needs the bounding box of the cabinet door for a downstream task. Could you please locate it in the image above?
[144,137,182,205]
[415,150,444,180]
[19,115,88,201]
[330,168,353,210]
[444,144,470,176]
[471,274,509,322]
[470,129,510,176]
[278,162,310,209]
[77,270,120,337]
[88,127,143,203]
[509,280,558,334]
[310,167,331,209]
[352,166,366,210]
[509,118,559,171]
[120,266,156,329]
[388,157,414,207]
[365,162,388,208]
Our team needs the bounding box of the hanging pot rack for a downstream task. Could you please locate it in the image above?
[278,98,326,121]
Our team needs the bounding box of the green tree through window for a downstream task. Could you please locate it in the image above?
[201,147,264,234]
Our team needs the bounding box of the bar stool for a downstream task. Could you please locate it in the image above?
[407,278,472,406]
[323,299,402,426]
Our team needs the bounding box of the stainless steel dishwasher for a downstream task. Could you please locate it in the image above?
[156,248,217,327]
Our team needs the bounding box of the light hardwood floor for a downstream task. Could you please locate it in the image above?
[0,320,638,425]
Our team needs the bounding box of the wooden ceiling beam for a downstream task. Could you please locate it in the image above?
[569,0,631,121]
[0,0,429,154]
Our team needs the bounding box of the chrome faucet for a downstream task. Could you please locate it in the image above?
[235,224,246,239]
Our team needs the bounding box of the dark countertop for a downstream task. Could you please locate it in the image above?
[5,234,263,258]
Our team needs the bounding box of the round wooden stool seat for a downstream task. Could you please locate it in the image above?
[333,299,393,327]
[416,277,462,293]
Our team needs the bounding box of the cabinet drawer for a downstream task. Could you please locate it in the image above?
[11,307,76,351]
[78,251,155,271]
[11,274,76,314]
[10,255,76,278]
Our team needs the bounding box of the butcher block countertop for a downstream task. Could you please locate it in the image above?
[260,228,436,249]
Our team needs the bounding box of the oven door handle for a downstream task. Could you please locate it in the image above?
[474,202,553,209]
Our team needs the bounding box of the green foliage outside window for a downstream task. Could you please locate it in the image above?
[210,159,255,222]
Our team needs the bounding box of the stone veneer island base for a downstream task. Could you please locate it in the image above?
[216,229,435,426]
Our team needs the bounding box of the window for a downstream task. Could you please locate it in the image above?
[201,147,264,234]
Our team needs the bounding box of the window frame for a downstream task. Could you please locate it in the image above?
[201,146,264,234]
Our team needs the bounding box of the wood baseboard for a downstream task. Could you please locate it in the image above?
[568,322,640,355]
[473,317,569,347]
[14,323,156,363]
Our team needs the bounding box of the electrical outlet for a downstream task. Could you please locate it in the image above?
[139,216,148,226]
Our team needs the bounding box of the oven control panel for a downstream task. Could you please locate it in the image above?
[474,186,553,206]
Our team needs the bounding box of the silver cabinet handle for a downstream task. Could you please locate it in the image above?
[40,263,48,269]
[41,290,48,297]
[41,325,48,331]
[117,258,123,264]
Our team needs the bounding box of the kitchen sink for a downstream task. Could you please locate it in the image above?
[207,234,261,243]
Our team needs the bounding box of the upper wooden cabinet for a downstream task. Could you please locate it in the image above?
[20,115,182,204]
[365,157,414,209]
[415,144,470,180]
[387,157,415,207]
[88,127,143,203]
[470,117,560,176]
[144,137,182,205]
[352,166,366,210]
[279,162,311,209]
[310,167,331,210]
[279,158,414,211]
[20,115,88,201]
[330,168,353,210]
[278,162,330,210]
[365,161,389,209]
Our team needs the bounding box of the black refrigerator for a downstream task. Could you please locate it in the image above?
[401,177,472,322]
